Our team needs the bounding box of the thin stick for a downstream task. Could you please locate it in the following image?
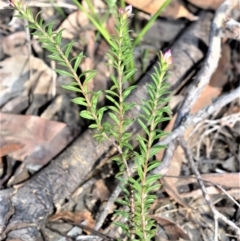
[156,86,240,148]
[180,136,219,241]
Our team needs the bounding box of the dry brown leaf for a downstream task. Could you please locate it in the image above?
[0,55,56,114]
[175,172,240,188]
[0,112,77,171]
[125,0,198,20]
[150,214,190,240]
[93,179,110,202]
[49,210,95,234]
[0,142,23,158]
[1,31,29,57]
[58,10,89,40]
[187,0,226,10]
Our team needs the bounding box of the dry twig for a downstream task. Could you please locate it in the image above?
[174,0,239,128]
[218,17,240,40]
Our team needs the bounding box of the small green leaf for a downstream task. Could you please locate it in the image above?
[123,69,137,83]
[108,105,119,114]
[147,183,161,192]
[147,161,160,172]
[64,41,74,59]
[48,54,63,62]
[108,112,119,125]
[45,22,54,35]
[71,97,88,106]
[137,118,149,135]
[80,110,94,120]
[150,145,165,157]
[55,29,63,45]
[61,85,81,92]
[122,85,137,100]
[109,74,119,87]
[105,89,119,97]
[106,95,119,108]
[74,52,84,71]
[89,124,98,129]
[97,106,108,123]
[55,69,74,78]
[145,174,160,186]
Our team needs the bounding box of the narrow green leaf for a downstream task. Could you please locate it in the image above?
[122,85,137,100]
[147,161,160,172]
[74,52,84,71]
[108,112,119,125]
[55,29,63,45]
[55,69,74,77]
[105,95,119,108]
[109,74,119,87]
[147,183,161,192]
[145,174,160,186]
[122,69,137,83]
[61,85,81,92]
[71,97,88,106]
[64,41,74,59]
[80,110,94,120]
[105,89,119,97]
[108,105,119,114]
[137,118,149,135]
[48,54,63,62]
[45,22,54,35]
[89,124,98,129]
[96,107,107,123]
[150,145,165,157]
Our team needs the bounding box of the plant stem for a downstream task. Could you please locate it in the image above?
[116,16,135,240]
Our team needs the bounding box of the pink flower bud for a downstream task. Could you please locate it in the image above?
[118,8,124,14]
[118,5,132,17]
[124,5,132,16]
[8,0,15,7]
[163,50,172,65]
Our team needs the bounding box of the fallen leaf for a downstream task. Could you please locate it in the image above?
[48,210,95,234]
[187,0,226,10]
[0,55,56,114]
[0,142,23,158]
[1,31,29,57]
[150,214,190,240]
[57,10,89,40]
[125,0,198,20]
[0,112,77,171]
[93,179,110,202]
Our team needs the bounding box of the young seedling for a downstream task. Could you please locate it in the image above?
[9,1,172,240]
